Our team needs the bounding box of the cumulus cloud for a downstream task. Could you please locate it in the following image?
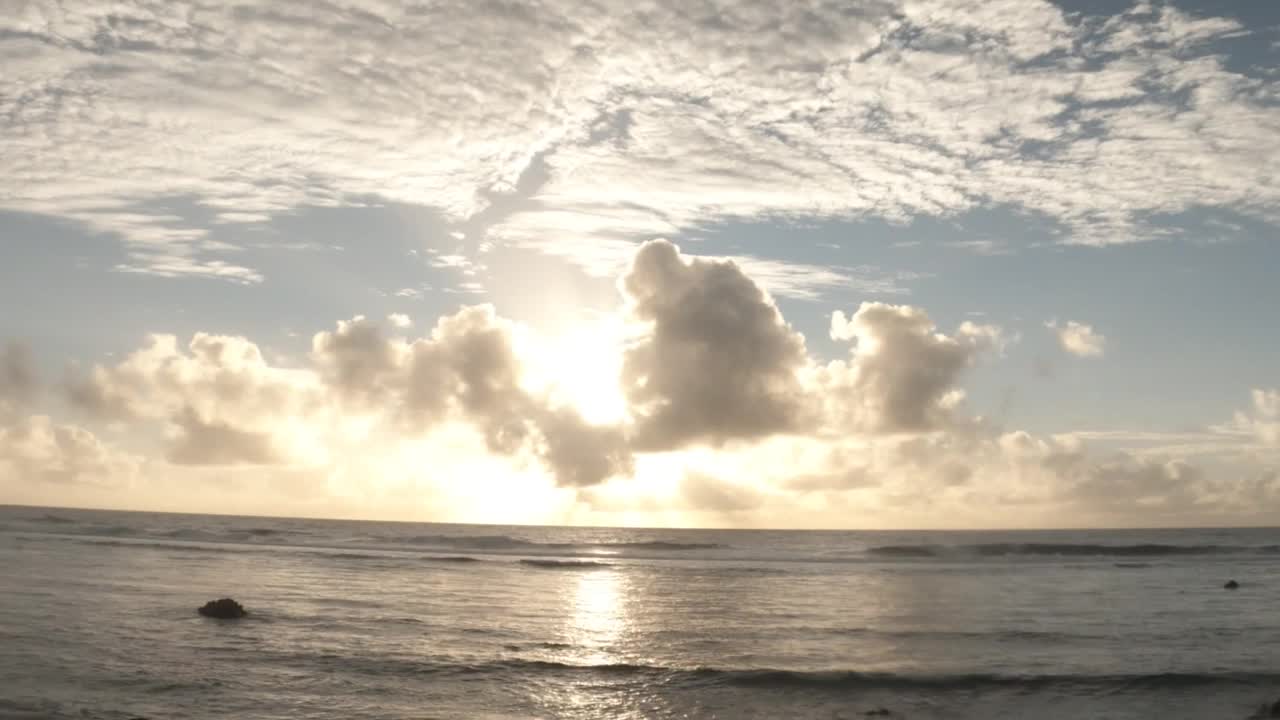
[1048,320,1107,357]
[0,415,141,487]
[388,313,413,329]
[69,332,323,467]
[65,305,633,486]
[837,429,1222,524]
[1228,389,1280,446]
[0,339,144,489]
[620,240,811,451]
[311,316,405,409]
[6,239,1276,525]
[819,303,1001,433]
[1066,457,1204,513]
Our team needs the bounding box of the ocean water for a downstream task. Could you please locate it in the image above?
[3,506,1280,719]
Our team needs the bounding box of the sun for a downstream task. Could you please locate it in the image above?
[521,316,630,426]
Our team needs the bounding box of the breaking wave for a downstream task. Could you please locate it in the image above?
[866,543,1280,558]
[518,559,612,569]
[327,656,1280,693]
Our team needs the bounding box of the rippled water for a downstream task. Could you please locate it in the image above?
[3,505,1280,719]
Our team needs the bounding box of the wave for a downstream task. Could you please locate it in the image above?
[32,513,76,524]
[156,529,225,541]
[866,543,1278,558]
[425,555,482,563]
[503,641,575,652]
[84,524,137,537]
[76,539,242,554]
[403,534,545,550]
[395,534,723,552]
[518,559,611,569]
[416,659,1280,693]
[699,669,1280,692]
[326,552,395,561]
[158,527,291,541]
[832,627,1093,642]
[606,541,724,550]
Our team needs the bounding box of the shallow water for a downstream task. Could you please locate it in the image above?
[2,505,1279,719]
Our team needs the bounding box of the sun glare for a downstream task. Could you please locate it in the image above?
[524,319,629,425]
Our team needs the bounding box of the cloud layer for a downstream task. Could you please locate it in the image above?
[3,0,1277,287]
[3,240,1276,526]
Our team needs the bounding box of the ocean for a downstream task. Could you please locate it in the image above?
[2,505,1279,720]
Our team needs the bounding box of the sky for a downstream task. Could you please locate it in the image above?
[1,0,1278,528]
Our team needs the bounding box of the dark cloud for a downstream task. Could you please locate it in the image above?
[311,316,403,407]
[0,341,37,410]
[166,407,282,466]
[620,240,811,451]
[681,473,764,512]
[535,407,634,488]
[786,465,876,492]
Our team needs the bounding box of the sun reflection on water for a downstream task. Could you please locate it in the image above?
[568,568,628,665]
[530,568,642,718]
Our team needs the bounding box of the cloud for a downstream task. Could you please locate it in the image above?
[1066,456,1204,512]
[784,447,877,492]
[0,339,142,489]
[63,305,635,486]
[0,415,141,486]
[69,332,322,468]
[681,473,765,513]
[1226,389,1280,446]
[0,341,37,411]
[2,0,1275,284]
[8,239,1278,525]
[166,407,283,466]
[536,407,634,489]
[311,316,405,410]
[820,303,1001,432]
[1048,320,1106,357]
[387,313,413,329]
[309,306,635,486]
[619,240,811,450]
[944,240,1011,256]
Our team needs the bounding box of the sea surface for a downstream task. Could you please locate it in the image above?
[2,505,1280,719]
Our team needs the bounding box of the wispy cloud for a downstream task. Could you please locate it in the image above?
[2,1,1276,283]
[945,240,1012,256]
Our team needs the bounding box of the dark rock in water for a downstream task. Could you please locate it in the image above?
[1224,580,1240,590]
[198,597,248,618]
[1249,699,1280,718]
[865,709,893,717]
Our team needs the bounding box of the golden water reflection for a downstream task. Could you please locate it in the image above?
[567,567,629,665]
